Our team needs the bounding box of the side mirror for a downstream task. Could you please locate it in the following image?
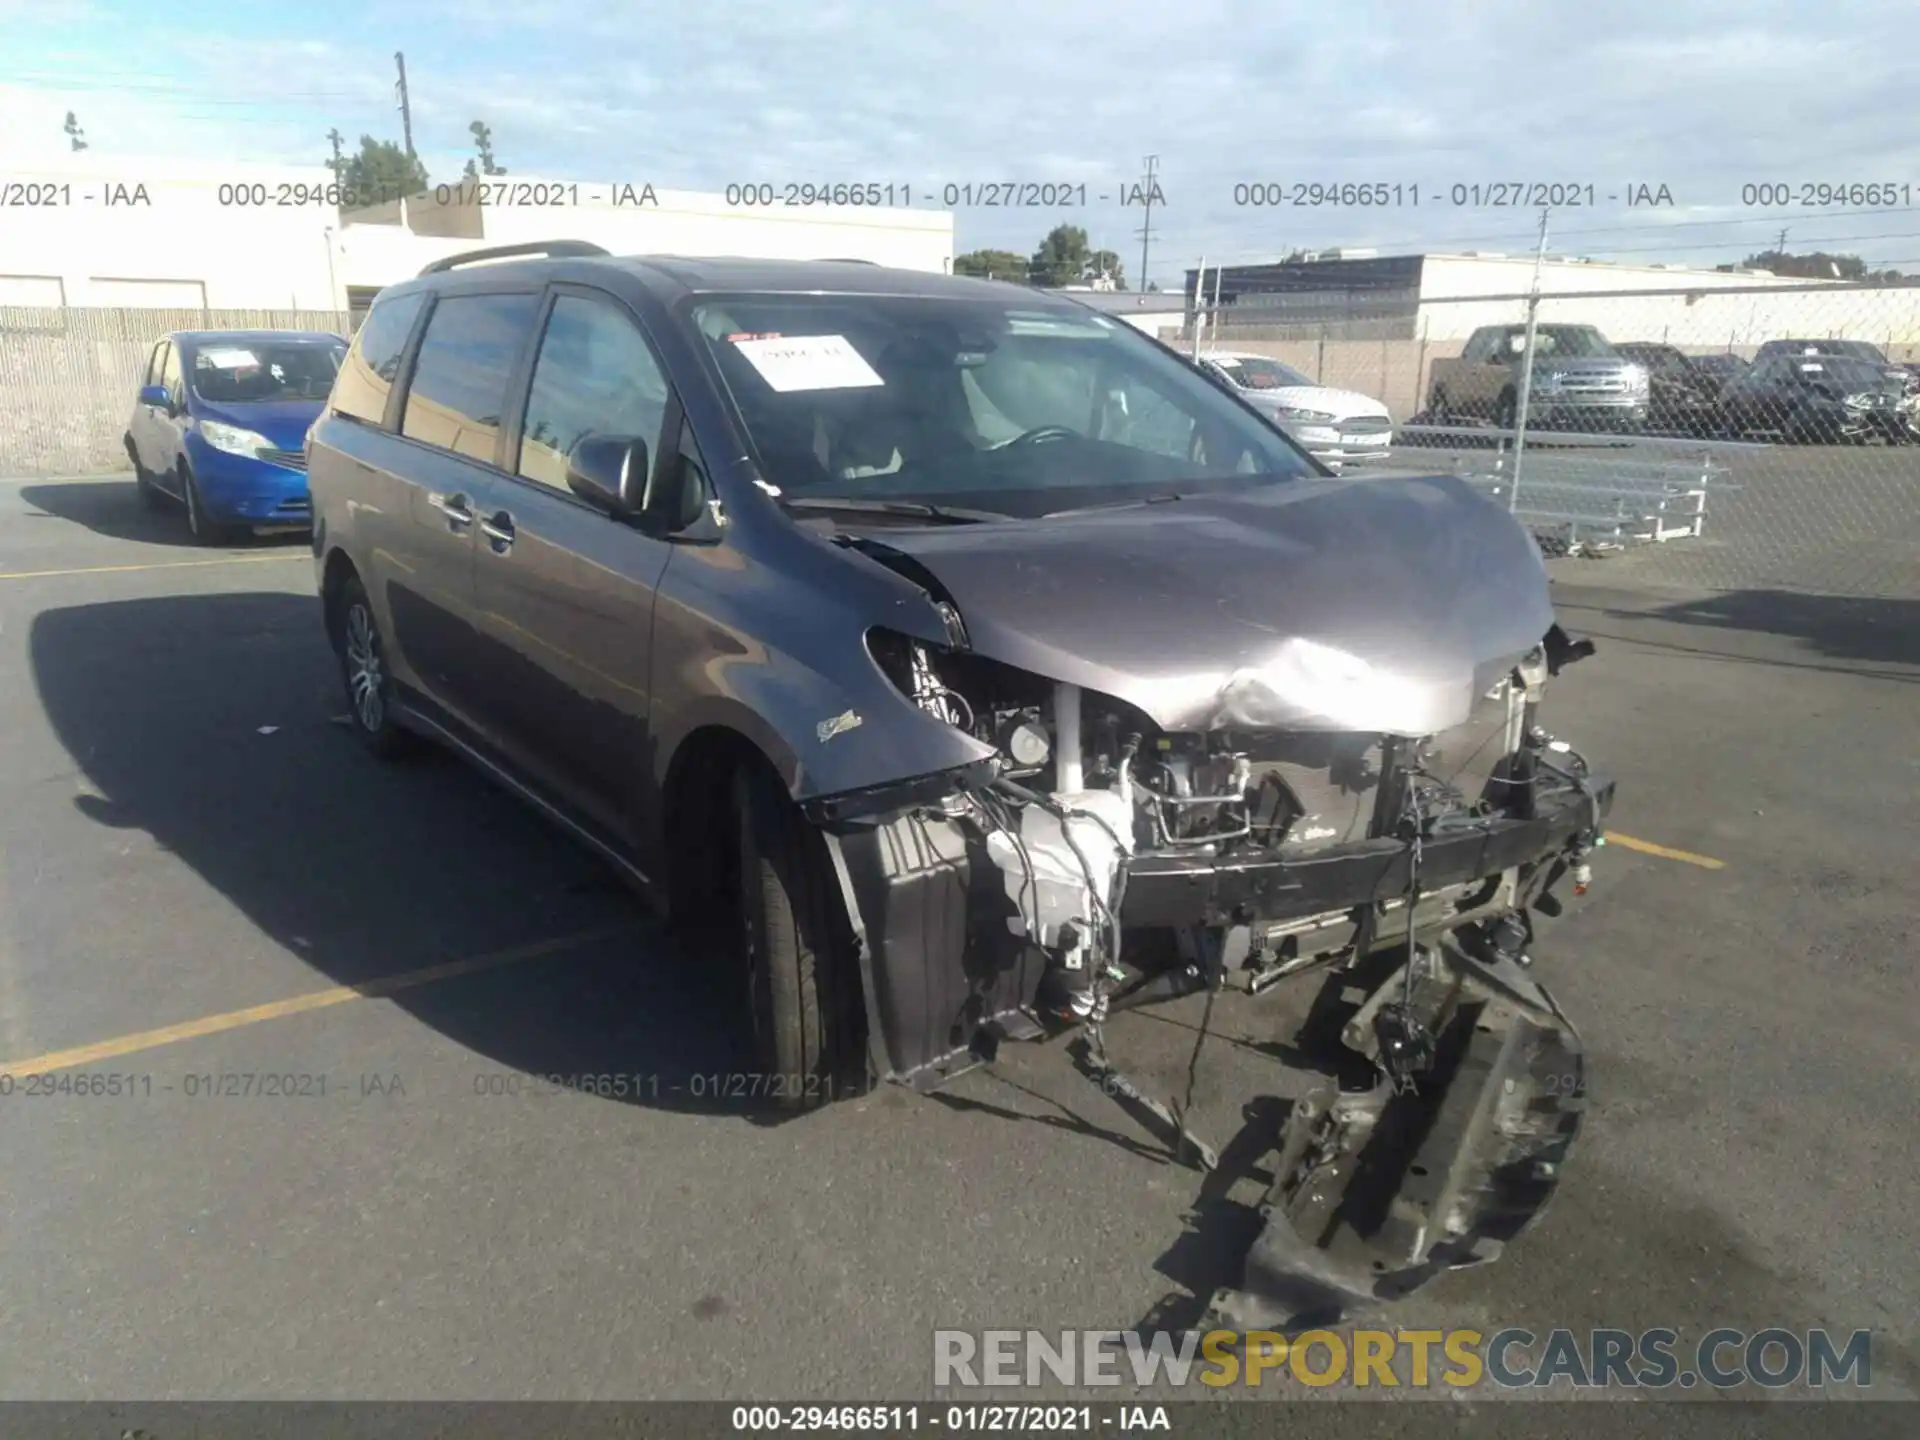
[138,384,170,410]
[565,434,649,516]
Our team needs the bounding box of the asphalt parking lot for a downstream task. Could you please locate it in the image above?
[1,473,1916,1424]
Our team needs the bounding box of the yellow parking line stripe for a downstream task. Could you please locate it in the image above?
[0,554,308,581]
[1606,831,1726,869]
[0,925,638,1076]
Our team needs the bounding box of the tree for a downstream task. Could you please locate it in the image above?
[341,135,429,207]
[953,248,1032,283]
[1087,249,1126,289]
[64,111,87,152]
[1029,225,1094,288]
[462,120,506,181]
[1737,249,1905,282]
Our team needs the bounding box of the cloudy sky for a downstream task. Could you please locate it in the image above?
[5,0,1917,283]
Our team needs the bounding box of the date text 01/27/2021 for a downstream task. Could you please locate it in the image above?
[468,1071,856,1102]
[729,1406,1173,1433]
[1227,181,1677,208]
[0,1071,399,1098]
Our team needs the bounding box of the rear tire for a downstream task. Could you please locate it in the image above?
[729,763,865,1112]
[333,575,417,762]
[127,438,164,509]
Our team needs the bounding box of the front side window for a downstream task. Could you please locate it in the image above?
[401,292,541,463]
[1210,355,1312,390]
[691,294,1316,518]
[190,341,345,403]
[515,295,671,492]
[146,341,168,386]
[161,342,183,399]
[332,290,427,425]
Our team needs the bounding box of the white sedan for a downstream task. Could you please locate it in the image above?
[1198,351,1394,464]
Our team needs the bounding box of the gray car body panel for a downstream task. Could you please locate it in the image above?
[851,472,1554,737]
[309,251,1590,1081]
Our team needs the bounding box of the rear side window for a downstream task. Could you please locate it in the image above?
[402,293,541,463]
[332,291,427,425]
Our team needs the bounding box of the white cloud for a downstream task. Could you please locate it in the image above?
[4,0,1914,272]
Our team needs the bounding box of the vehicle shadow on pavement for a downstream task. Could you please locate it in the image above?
[19,478,304,550]
[1558,585,1920,675]
[29,589,804,1124]
[1643,589,1920,669]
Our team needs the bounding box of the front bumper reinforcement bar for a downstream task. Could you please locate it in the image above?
[1206,938,1586,1329]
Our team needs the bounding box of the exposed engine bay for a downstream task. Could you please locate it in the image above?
[791,474,1614,1323]
[815,603,1608,1325]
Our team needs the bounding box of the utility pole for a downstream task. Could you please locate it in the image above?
[1135,155,1159,294]
[1507,205,1551,513]
[326,127,344,178]
[395,52,415,159]
[1777,227,1788,254]
[1191,258,1206,359]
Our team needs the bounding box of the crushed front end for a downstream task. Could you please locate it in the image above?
[805,608,1608,1318]
[794,474,1611,1318]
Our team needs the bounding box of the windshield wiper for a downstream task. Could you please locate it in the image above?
[1041,492,1187,517]
[781,496,1003,524]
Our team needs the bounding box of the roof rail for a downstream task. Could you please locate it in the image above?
[417,240,611,277]
[817,257,878,265]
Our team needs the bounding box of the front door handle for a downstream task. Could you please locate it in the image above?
[430,492,475,529]
[479,511,515,549]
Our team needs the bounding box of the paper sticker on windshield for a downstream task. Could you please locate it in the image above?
[1798,362,1825,372]
[198,347,260,369]
[732,334,883,392]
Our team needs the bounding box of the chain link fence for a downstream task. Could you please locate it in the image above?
[1191,280,1920,602]
[0,306,354,478]
[7,287,1920,602]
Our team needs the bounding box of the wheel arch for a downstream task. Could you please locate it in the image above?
[656,717,794,929]
[319,547,362,649]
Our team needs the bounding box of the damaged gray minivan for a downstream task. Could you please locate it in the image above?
[309,243,1613,1319]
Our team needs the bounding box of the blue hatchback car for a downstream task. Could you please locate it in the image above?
[124,329,347,543]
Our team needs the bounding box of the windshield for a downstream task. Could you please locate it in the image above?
[1618,345,1685,370]
[1208,355,1314,390]
[190,341,345,403]
[691,294,1318,516]
[1767,339,1886,363]
[1509,326,1618,359]
[1790,357,1898,390]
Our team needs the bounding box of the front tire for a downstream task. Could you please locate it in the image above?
[729,764,865,1111]
[334,575,416,762]
[181,463,238,545]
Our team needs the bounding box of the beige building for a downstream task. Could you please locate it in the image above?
[0,154,956,315]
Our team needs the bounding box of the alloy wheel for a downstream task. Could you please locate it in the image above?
[344,602,385,732]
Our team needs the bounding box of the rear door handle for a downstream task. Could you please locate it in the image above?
[479,511,515,549]
[430,492,475,529]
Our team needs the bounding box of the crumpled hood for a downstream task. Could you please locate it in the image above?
[864,473,1555,735]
